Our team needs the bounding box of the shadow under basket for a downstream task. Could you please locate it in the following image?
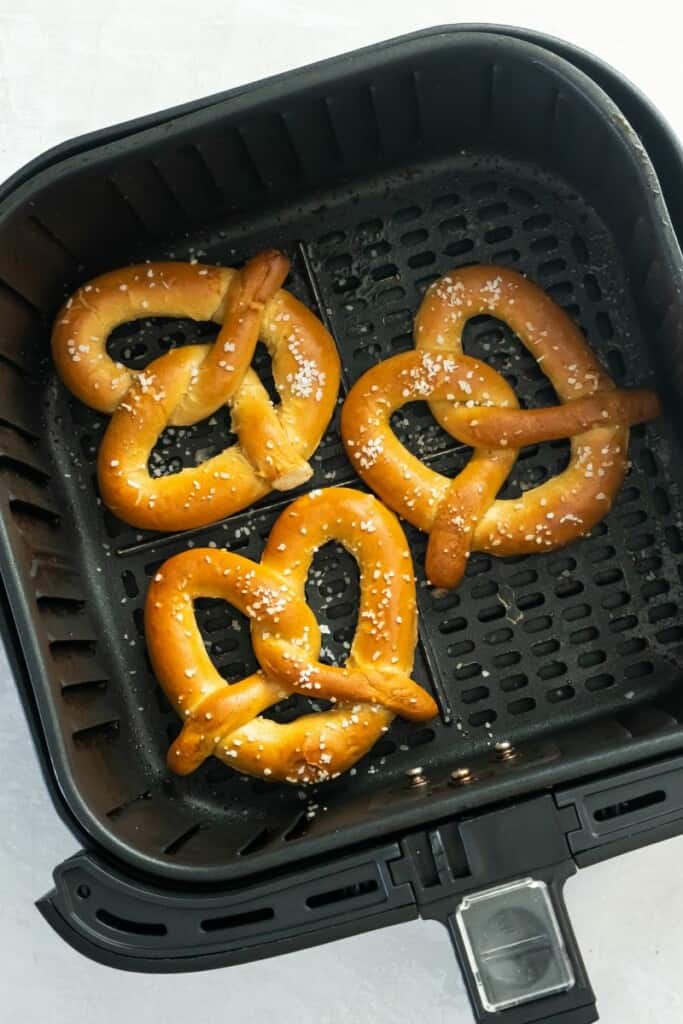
[2,28,683,1011]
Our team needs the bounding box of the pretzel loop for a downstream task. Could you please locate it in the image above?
[145,488,437,784]
[52,251,341,530]
[342,266,661,588]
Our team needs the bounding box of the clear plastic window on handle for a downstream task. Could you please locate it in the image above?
[455,878,576,1013]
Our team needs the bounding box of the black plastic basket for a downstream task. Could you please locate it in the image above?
[1,25,682,1024]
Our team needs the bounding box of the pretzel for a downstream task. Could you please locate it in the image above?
[342,265,661,588]
[51,250,340,530]
[145,487,438,783]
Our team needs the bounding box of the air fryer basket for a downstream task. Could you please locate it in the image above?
[4,24,683,1021]
[2,33,683,1014]
[2,28,683,881]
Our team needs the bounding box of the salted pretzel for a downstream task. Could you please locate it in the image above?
[51,250,340,530]
[342,266,661,588]
[145,487,437,783]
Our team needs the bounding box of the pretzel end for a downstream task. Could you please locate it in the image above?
[239,248,290,308]
[272,462,314,491]
[391,680,438,721]
[410,690,440,721]
[364,668,438,721]
[166,733,210,776]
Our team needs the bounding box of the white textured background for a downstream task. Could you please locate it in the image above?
[1,2,682,1022]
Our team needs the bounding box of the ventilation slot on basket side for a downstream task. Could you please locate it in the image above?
[37,595,85,617]
[593,789,666,822]
[0,453,48,485]
[238,827,274,856]
[163,824,204,856]
[9,499,60,528]
[200,906,274,933]
[306,879,378,909]
[0,416,38,445]
[61,678,108,699]
[0,276,39,316]
[72,720,120,747]
[27,214,77,264]
[0,348,29,380]
[283,813,312,843]
[50,639,96,660]
[95,908,167,937]
[106,790,151,820]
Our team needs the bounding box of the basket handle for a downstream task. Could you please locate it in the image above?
[36,796,595,1024]
[394,795,598,1024]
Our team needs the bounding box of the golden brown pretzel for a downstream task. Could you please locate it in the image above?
[145,487,437,783]
[342,266,661,588]
[52,251,341,530]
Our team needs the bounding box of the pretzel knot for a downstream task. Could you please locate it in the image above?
[145,488,437,784]
[342,266,661,589]
[51,250,340,530]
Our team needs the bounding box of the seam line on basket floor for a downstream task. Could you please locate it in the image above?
[113,440,472,558]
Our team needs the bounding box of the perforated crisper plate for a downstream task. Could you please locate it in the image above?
[37,150,683,871]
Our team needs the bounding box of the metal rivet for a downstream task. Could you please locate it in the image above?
[405,766,428,788]
[495,740,518,762]
[450,766,474,785]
